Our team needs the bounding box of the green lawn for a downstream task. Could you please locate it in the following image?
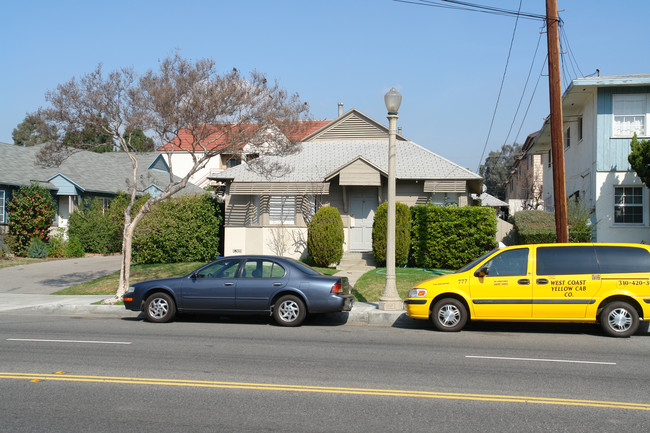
[55,260,452,302]
[352,267,453,302]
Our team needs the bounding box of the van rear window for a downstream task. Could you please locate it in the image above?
[536,246,599,275]
[595,246,650,274]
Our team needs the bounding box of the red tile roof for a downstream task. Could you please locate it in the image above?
[158,120,330,152]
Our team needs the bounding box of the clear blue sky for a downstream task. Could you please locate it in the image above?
[2,0,649,172]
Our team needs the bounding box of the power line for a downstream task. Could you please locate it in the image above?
[476,0,523,173]
[393,0,548,21]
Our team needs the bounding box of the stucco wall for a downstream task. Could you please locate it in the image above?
[594,171,650,243]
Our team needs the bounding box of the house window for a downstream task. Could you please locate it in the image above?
[614,186,643,224]
[613,94,647,137]
[269,195,295,225]
[565,127,571,148]
[0,190,5,224]
[578,117,583,141]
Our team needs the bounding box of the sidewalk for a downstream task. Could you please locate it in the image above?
[0,256,407,326]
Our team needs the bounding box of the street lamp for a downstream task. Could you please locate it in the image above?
[379,88,403,311]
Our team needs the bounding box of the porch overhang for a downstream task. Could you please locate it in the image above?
[228,182,330,195]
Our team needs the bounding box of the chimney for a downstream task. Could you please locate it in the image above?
[338,102,344,117]
[398,126,403,136]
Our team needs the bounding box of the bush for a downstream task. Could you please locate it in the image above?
[47,228,68,258]
[132,194,222,264]
[6,184,56,256]
[372,201,412,267]
[514,204,595,244]
[66,235,85,257]
[28,238,49,258]
[308,206,344,267]
[410,204,497,269]
[68,192,148,255]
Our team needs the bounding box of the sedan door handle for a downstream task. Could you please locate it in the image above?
[273,282,283,286]
[518,279,530,285]
[224,283,234,286]
[536,279,549,285]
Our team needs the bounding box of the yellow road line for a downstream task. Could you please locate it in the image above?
[1,372,648,411]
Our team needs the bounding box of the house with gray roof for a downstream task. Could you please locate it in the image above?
[213,108,483,258]
[0,142,203,233]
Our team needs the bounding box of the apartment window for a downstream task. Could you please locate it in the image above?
[0,190,5,224]
[269,195,295,225]
[614,186,643,224]
[565,127,571,148]
[547,150,552,167]
[578,117,583,141]
[613,94,647,137]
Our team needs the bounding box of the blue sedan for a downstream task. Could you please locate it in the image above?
[123,255,354,326]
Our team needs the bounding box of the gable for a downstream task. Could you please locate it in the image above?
[148,154,170,172]
[338,158,382,186]
[47,173,83,195]
[305,110,394,141]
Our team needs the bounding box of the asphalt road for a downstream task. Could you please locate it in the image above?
[1,313,649,432]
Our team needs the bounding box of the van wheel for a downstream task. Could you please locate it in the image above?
[431,298,467,332]
[600,302,639,338]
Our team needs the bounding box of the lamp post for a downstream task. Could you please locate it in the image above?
[379,88,403,311]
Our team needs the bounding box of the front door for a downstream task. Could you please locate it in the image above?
[349,188,377,251]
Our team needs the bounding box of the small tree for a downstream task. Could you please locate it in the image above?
[628,133,650,187]
[479,143,522,200]
[308,206,344,267]
[68,198,122,254]
[372,201,411,267]
[37,54,310,303]
[6,184,56,256]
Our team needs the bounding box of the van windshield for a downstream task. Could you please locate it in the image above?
[455,249,498,273]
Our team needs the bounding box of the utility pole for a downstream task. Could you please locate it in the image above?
[546,0,569,242]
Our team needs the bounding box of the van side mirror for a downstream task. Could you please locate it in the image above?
[474,267,489,278]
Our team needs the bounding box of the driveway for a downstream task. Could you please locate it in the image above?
[0,255,123,294]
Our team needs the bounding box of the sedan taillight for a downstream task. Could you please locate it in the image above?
[330,282,343,294]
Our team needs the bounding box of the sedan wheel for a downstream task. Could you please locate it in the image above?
[145,292,176,323]
[431,298,467,332]
[600,301,639,338]
[273,295,306,327]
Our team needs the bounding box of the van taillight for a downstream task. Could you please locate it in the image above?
[330,282,343,294]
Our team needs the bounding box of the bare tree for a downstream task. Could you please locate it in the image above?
[38,54,310,303]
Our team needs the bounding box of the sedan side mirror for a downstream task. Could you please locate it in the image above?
[474,267,489,278]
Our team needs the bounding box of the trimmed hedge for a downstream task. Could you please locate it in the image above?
[308,206,344,267]
[372,201,412,267]
[410,204,497,269]
[132,194,222,264]
[513,209,593,244]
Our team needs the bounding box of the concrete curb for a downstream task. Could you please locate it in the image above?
[2,297,407,327]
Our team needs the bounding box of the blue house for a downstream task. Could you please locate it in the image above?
[529,74,650,242]
[0,143,203,233]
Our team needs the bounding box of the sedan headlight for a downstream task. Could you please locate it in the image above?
[408,288,428,298]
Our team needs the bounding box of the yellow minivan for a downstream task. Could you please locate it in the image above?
[405,243,650,337]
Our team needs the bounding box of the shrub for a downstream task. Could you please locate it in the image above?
[28,238,49,258]
[372,201,412,267]
[68,197,120,254]
[47,228,68,258]
[514,204,595,244]
[6,184,56,256]
[66,235,85,257]
[410,204,497,269]
[308,206,344,267]
[132,194,222,264]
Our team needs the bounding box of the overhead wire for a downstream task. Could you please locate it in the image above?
[476,0,523,173]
